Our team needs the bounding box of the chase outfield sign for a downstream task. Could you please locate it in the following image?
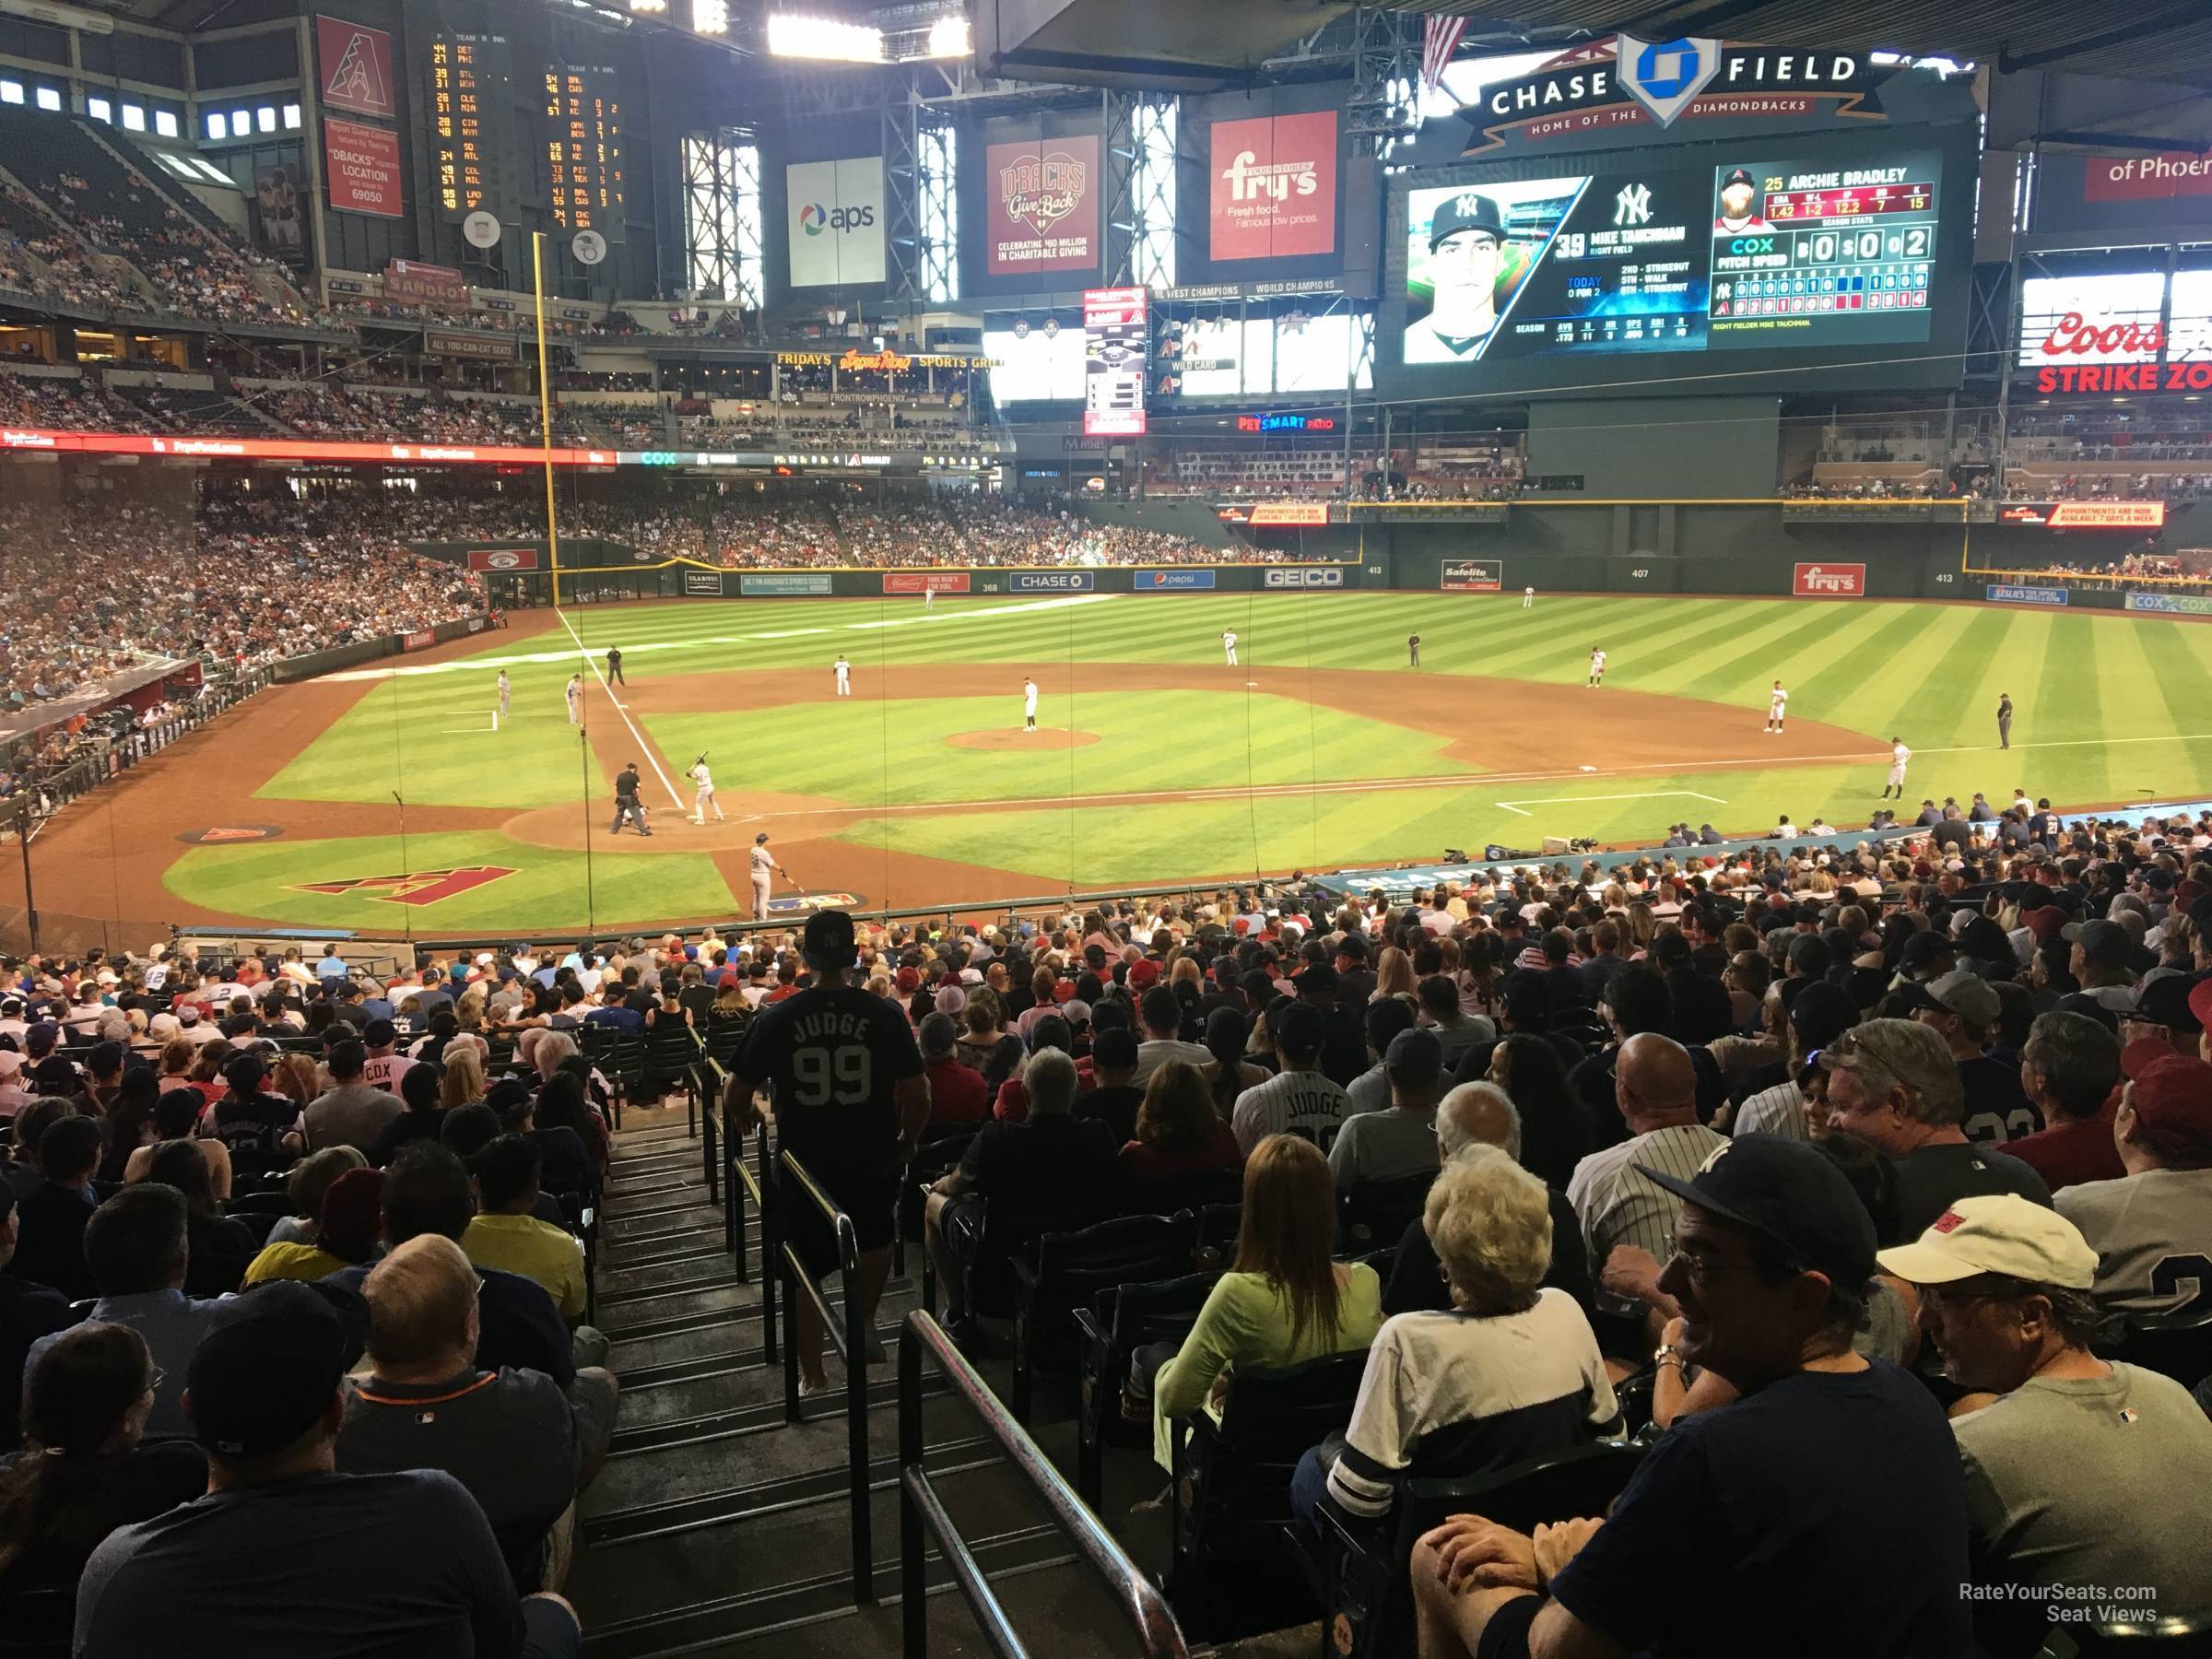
[1463,37,1896,154]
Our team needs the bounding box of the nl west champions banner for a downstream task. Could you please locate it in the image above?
[786,157,886,288]
[1402,148,1938,368]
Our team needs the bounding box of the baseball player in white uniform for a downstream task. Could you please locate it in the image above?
[1587,648,1606,688]
[1222,629,1238,666]
[1022,677,1039,732]
[1882,738,1912,801]
[749,832,787,920]
[565,675,582,724]
[833,655,851,697]
[690,759,724,823]
[1766,681,1788,734]
[497,671,511,717]
[924,586,935,610]
[1523,586,1535,609]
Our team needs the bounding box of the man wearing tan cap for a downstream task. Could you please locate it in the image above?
[1880,1194,2212,1653]
[2054,1039,2212,1315]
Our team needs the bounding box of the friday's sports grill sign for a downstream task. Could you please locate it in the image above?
[1462,37,1892,155]
[1793,561,1865,596]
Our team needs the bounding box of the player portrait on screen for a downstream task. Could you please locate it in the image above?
[1405,191,1512,363]
[1712,167,1773,234]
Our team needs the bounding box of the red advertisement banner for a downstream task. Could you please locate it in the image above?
[986,135,1099,276]
[882,571,971,594]
[1209,112,1337,262]
[382,259,466,306]
[2084,153,2212,204]
[324,117,403,218]
[466,548,542,571]
[0,428,608,466]
[316,16,394,120]
[1792,562,1865,597]
[2048,501,2167,529]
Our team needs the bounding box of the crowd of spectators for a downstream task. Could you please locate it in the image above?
[2006,472,2212,502]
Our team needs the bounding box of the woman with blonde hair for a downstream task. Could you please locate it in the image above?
[1623,901,1658,958]
[1372,946,1417,1003]
[1145,1135,1383,1469]
[1293,1147,1615,1529]
[440,1045,487,1112]
[266,1052,320,1113]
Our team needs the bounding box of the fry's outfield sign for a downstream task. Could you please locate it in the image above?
[1793,561,1865,596]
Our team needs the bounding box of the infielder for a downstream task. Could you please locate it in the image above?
[690,758,724,823]
[1407,633,1422,669]
[1523,586,1535,609]
[1222,629,1239,666]
[834,654,852,697]
[1022,677,1039,733]
[1765,681,1788,734]
[1587,647,1606,688]
[1882,738,1912,801]
[606,646,626,687]
[497,671,511,716]
[611,762,652,836]
[1997,693,2014,750]
[749,831,788,920]
[565,675,582,724]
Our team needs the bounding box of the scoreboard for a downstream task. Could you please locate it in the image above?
[1387,130,1968,394]
[426,31,514,222]
[544,62,624,238]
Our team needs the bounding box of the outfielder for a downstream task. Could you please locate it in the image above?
[834,654,852,697]
[1523,586,1535,609]
[924,586,935,611]
[565,675,582,724]
[611,762,653,836]
[749,831,788,920]
[497,670,511,717]
[690,757,724,823]
[1587,647,1606,688]
[1882,738,1912,801]
[1222,629,1238,666]
[1766,681,1788,735]
[1022,677,1039,733]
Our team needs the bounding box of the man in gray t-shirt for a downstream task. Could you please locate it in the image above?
[1881,1194,2212,1653]
[1330,1028,1446,1193]
[304,1038,404,1152]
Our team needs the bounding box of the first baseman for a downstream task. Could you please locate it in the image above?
[497,670,511,716]
[565,675,582,724]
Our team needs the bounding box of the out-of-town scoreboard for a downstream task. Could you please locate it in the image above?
[544,61,624,237]
[427,30,514,221]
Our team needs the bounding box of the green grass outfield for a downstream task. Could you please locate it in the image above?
[169,590,2212,930]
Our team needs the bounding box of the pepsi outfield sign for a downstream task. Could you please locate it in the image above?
[1010,571,1096,592]
[1133,570,1217,590]
[1986,584,2068,606]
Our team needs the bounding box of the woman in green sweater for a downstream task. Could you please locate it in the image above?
[1149,1134,1386,1470]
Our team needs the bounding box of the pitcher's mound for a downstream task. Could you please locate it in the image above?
[947,727,1100,751]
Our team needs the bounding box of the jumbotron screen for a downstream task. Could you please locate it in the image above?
[1382,129,1971,396]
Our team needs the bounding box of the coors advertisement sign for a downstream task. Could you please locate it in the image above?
[987,135,1099,276]
[1209,112,1337,262]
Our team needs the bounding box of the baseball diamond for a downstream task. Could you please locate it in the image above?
[15,587,2212,942]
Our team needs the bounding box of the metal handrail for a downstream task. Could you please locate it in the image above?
[778,1149,874,1606]
[899,1311,1187,1659]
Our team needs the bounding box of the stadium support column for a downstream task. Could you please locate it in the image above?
[1102,89,1138,288]
[883,94,923,306]
[1346,7,1418,159]
[532,233,564,606]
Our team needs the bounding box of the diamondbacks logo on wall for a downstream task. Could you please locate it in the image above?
[292,865,517,906]
[987,135,1099,276]
[176,825,286,845]
[315,18,394,121]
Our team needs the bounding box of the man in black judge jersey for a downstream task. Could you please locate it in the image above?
[724,910,928,1394]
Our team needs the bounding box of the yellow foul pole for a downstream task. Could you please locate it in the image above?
[533,230,562,607]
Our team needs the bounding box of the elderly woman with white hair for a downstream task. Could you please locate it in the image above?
[1290,1146,1618,1532]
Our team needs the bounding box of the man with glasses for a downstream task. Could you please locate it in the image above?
[1408,1135,1971,1659]
[2053,1039,2212,1315]
[1820,1018,2051,1243]
[1881,1194,2212,1654]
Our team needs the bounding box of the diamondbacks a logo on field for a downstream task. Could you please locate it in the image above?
[292,865,516,906]
[1000,149,1088,234]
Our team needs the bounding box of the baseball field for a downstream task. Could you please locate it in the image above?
[18,586,2212,942]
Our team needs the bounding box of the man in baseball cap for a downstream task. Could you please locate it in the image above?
[2053,1041,2212,1314]
[1713,166,1772,234]
[1406,189,1512,363]
[75,1279,582,1656]
[1896,970,2039,1146]
[1409,1135,1971,1659]
[1878,1194,2212,1652]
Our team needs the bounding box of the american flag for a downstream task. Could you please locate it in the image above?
[1420,14,1466,88]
